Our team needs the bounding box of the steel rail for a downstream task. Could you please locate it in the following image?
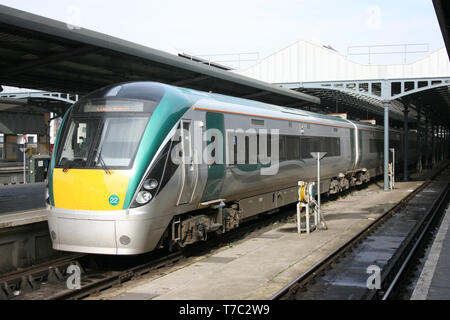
[0,253,86,299]
[54,208,299,300]
[381,183,450,299]
[49,251,184,300]
[14,205,296,300]
[271,163,449,300]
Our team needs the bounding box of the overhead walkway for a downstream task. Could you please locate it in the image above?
[0,91,78,114]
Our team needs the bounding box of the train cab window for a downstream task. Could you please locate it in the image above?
[58,115,149,169]
[58,118,100,168]
[94,117,148,167]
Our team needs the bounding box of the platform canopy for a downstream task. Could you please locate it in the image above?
[238,38,450,128]
[0,5,319,108]
[282,77,450,128]
[434,0,450,58]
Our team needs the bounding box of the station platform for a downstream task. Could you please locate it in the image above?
[411,203,450,299]
[0,182,45,215]
[0,162,22,168]
[0,165,24,185]
[0,209,47,229]
[0,182,46,228]
[88,161,449,300]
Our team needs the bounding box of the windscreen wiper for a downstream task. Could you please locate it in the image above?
[62,161,72,172]
[94,149,112,175]
[62,159,82,172]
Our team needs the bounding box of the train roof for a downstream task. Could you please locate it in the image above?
[74,81,396,133]
[176,85,350,122]
[175,85,397,132]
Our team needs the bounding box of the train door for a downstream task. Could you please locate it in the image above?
[348,127,357,171]
[177,119,198,205]
[201,112,225,202]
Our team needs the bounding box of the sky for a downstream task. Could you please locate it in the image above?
[0,0,445,69]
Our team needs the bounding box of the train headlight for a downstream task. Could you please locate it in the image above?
[136,191,152,204]
[143,179,158,190]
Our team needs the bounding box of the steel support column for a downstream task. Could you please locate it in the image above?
[447,127,450,159]
[403,105,409,181]
[446,127,448,159]
[384,102,390,191]
[438,125,441,161]
[425,112,429,168]
[431,124,436,167]
[416,105,422,173]
[447,128,449,159]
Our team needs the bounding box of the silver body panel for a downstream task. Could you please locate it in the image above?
[51,97,417,255]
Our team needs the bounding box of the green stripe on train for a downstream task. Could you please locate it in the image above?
[201,112,225,202]
[123,86,198,209]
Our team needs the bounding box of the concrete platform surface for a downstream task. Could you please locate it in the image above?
[0,182,45,215]
[88,175,437,300]
[411,204,450,300]
[0,208,47,228]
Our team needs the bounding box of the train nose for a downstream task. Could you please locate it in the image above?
[47,206,169,255]
[48,212,118,254]
[52,168,132,210]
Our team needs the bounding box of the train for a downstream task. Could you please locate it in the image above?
[46,81,418,255]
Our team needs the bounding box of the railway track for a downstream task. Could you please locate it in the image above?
[1,203,298,300]
[3,165,447,300]
[0,253,86,299]
[271,165,450,300]
[0,168,25,185]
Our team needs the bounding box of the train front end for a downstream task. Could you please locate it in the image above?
[46,82,192,255]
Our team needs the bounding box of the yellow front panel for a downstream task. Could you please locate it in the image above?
[52,168,132,210]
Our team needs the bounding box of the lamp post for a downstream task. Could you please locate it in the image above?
[311,152,327,228]
[17,135,29,184]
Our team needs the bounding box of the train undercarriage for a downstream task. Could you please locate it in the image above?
[167,169,371,249]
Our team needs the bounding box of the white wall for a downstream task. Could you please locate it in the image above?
[236,40,450,83]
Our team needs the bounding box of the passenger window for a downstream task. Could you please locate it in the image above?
[286,135,300,160]
[279,136,286,161]
[245,136,249,164]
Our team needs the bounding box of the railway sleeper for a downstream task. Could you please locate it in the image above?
[20,275,39,293]
[48,266,65,283]
[0,282,13,300]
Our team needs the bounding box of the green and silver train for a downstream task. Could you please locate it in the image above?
[46,82,416,255]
